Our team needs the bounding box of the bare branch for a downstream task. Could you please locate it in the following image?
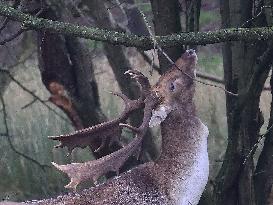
[243,123,273,165]
[1,3,273,49]
[0,93,50,171]
[0,17,9,32]
[0,28,27,45]
[0,3,45,46]
[139,48,271,91]
[241,5,273,27]
[106,0,126,10]
[138,9,238,96]
[0,68,71,124]
[21,98,38,109]
[0,0,20,33]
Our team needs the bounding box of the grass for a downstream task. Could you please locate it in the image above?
[198,49,223,76]
[0,59,74,201]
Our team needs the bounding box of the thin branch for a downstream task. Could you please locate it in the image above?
[139,49,271,91]
[0,4,45,45]
[6,48,36,68]
[138,9,157,74]
[0,132,12,137]
[0,68,71,124]
[138,9,238,96]
[0,17,9,32]
[1,3,273,49]
[106,0,126,10]
[21,98,38,109]
[243,123,273,165]
[0,28,27,45]
[241,5,273,27]
[0,93,50,171]
[0,0,21,33]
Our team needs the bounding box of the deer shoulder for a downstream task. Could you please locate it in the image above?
[8,50,209,205]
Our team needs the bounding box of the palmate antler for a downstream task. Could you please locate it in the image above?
[49,70,150,154]
[50,70,160,190]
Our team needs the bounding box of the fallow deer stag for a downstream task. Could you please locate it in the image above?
[3,49,209,205]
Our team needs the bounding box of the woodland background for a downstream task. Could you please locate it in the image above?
[0,0,272,205]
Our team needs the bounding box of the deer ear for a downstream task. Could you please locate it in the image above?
[149,105,172,127]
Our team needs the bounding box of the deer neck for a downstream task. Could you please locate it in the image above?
[154,100,209,205]
[157,100,198,161]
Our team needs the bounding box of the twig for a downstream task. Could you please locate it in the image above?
[0,93,50,171]
[139,10,157,75]
[6,49,36,68]
[0,132,12,137]
[161,45,237,96]
[0,68,71,124]
[243,123,273,165]
[21,98,38,109]
[138,9,238,96]
[139,49,271,91]
[0,17,9,32]
[0,4,45,46]
[0,28,27,45]
[69,0,95,26]
[106,0,126,10]
[241,5,273,27]
[0,0,21,33]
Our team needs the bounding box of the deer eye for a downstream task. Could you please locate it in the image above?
[169,82,175,92]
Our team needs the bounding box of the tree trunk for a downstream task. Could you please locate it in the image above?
[150,0,184,73]
[254,75,273,205]
[37,7,108,157]
[81,0,159,161]
[254,1,273,204]
[214,1,270,204]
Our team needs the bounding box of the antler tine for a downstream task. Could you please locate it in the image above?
[50,70,157,190]
[48,89,144,155]
[125,70,151,100]
[109,91,142,119]
[52,93,160,190]
[52,132,144,190]
[120,92,160,135]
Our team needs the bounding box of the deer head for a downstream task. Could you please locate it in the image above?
[50,49,199,190]
[149,49,197,127]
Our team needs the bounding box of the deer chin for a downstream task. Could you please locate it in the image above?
[149,104,173,128]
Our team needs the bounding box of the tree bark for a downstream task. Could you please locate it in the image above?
[214,1,271,205]
[254,1,273,204]
[254,75,273,205]
[37,7,108,157]
[150,0,184,73]
[2,3,273,49]
[80,0,158,161]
